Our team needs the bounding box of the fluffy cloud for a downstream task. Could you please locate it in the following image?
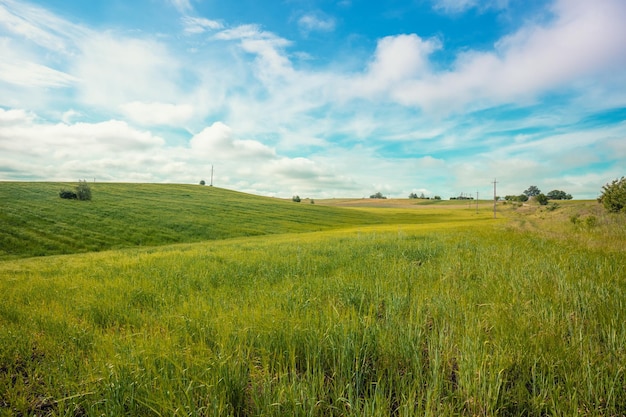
[190,122,276,159]
[392,0,626,112]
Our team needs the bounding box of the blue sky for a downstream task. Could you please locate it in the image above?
[1,0,625,199]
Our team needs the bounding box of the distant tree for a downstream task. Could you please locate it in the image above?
[535,193,549,205]
[524,185,541,197]
[310,199,315,204]
[598,177,626,213]
[518,194,529,202]
[200,180,206,185]
[370,192,386,199]
[292,195,301,202]
[409,192,418,199]
[546,190,572,200]
[433,196,441,200]
[76,180,92,201]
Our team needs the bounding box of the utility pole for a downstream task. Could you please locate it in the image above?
[492,179,498,218]
[210,165,214,187]
[476,191,479,213]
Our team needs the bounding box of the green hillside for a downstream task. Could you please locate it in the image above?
[0,182,482,260]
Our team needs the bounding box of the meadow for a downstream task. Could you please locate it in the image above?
[1,183,625,416]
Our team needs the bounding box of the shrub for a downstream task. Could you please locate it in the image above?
[598,177,626,213]
[292,195,301,202]
[59,189,77,199]
[76,180,92,201]
[59,181,92,201]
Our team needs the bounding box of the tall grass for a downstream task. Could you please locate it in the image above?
[2,215,625,415]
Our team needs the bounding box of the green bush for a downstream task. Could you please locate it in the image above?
[76,180,92,201]
[59,189,77,199]
[598,177,626,213]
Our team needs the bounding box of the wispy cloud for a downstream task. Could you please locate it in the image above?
[182,16,223,34]
[297,12,336,34]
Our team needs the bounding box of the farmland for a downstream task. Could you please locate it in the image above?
[1,182,625,416]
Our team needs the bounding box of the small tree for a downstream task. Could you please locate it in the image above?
[547,190,572,200]
[409,192,418,199]
[76,180,92,201]
[598,177,626,213]
[370,192,386,199]
[524,185,541,197]
[200,180,206,185]
[292,195,301,202]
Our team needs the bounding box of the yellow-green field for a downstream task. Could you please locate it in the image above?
[1,183,625,416]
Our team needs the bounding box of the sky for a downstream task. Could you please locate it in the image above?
[1,0,625,199]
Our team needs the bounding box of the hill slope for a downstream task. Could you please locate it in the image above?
[0,182,476,259]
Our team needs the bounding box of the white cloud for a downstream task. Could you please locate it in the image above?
[182,16,223,34]
[392,0,626,112]
[431,0,509,14]
[72,33,182,110]
[189,121,276,159]
[0,57,76,87]
[0,0,84,53]
[298,13,336,33]
[119,101,194,126]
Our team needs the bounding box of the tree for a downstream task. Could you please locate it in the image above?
[598,177,626,213]
[370,192,386,199]
[76,180,92,201]
[409,192,418,199]
[535,193,549,205]
[292,195,301,202]
[524,185,541,197]
[199,180,206,185]
[547,190,572,200]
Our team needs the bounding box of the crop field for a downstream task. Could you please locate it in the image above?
[1,183,625,416]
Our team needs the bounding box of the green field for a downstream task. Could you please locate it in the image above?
[1,183,625,416]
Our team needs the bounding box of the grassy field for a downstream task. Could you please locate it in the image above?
[0,182,485,260]
[1,183,625,416]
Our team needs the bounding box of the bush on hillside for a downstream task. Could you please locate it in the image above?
[76,180,92,201]
[59,180,92,201]
[59,189,77,199]
[598,177,626,213]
